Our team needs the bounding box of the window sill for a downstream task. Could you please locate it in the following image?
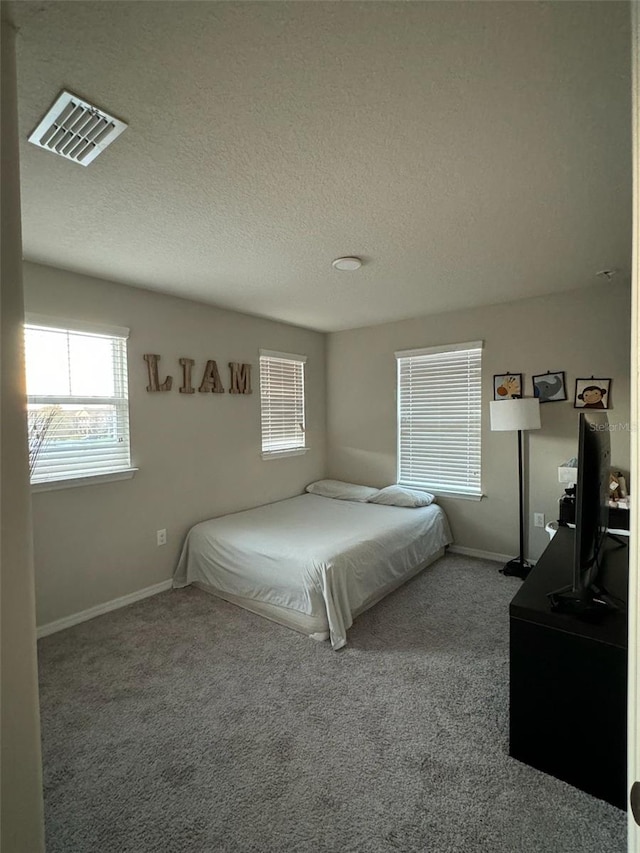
[31,468,138,493]
[434,491,484,502]
[397,484,484,502]
[261,448,309,461]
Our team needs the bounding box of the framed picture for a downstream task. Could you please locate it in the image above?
[493,373,522,400]
[532,371,567,403]
[574,378,611,410]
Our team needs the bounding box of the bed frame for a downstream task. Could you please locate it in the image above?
[193,546,445,644]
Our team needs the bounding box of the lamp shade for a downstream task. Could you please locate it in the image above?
[490,398,541,432]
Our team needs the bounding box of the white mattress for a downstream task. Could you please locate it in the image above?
[173,493,453,649]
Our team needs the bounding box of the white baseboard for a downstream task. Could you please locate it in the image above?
[448,545,537,567]
[37,545,539,639]
[37,579,173,639]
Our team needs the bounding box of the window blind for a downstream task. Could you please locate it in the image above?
[25,320,131,484]
[259,350,307,457]
[395,341,482,497]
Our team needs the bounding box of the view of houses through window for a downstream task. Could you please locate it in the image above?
[25,319,131,483]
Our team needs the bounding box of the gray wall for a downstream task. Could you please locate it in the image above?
[1,21,45,853]
[23,262,633,622]
[23,262,326,627]
[327,282,631,561]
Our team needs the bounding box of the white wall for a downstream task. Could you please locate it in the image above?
[327,282,631,561]
[23,262,326,627]
[0,20,45,853]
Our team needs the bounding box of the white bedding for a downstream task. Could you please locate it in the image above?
[173,493,453,649]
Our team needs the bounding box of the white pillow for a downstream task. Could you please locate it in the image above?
[367,485,435,508]
[305,479,380,502]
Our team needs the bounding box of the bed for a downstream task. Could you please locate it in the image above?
[173,491,452,649]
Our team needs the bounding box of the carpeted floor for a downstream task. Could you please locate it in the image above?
[38,553,626,853]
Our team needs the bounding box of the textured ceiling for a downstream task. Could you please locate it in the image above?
[8,1,632,332]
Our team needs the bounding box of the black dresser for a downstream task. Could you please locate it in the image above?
[509,525,628,809]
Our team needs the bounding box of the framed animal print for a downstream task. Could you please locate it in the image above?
[574,378,611,410]
[532,371,567,403]
[493,373,522,400]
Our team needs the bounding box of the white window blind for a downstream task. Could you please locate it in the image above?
[259,350,307,458]
[396,341,483,498]
[25,318,132,484]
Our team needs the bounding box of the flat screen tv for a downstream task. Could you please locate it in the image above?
[548,411,620,617]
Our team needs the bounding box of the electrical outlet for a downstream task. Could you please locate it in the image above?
[156,529,167,546]
[533,513,545,529]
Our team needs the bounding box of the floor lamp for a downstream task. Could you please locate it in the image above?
[490,397,541,579]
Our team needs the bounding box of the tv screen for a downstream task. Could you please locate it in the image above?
[548,411,621,618]
[573,411,610,592]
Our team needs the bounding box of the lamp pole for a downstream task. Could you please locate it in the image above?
[489,397,541,579]
[501,427,528,578]
[518,427,525,567]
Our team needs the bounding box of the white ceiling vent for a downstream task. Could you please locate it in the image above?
[28,90,127,166]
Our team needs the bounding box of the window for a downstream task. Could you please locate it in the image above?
[259,349,307,459]
[395,341,483,499]
[25,316,133,486]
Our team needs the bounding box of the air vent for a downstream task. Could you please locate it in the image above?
[28,91,127,166]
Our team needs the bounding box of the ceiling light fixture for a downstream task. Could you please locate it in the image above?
[332,256,362,271]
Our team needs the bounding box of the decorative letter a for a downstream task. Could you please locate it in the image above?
[199,360,225,394]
